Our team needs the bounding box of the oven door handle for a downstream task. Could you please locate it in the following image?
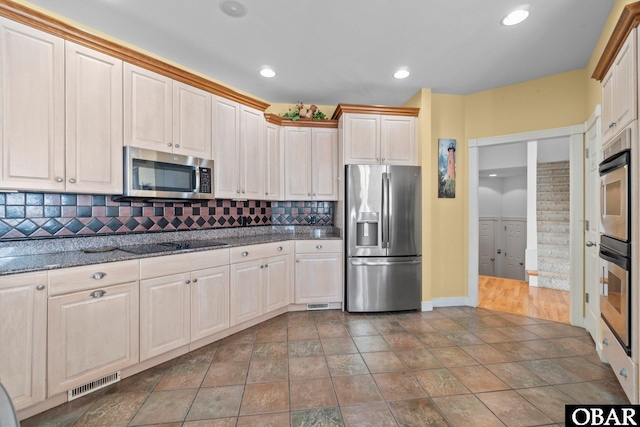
[599,247,630,270]
[599,149,630,175]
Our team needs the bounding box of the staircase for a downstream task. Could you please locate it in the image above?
[536,161,570,291]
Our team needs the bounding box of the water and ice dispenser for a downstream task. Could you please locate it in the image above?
[356,212,379,247]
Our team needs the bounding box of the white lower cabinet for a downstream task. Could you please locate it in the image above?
[230,242,291,326]
[48,261,139,396]
[139,249,230,360]
[0,272,47,411]
[295,240,343,304]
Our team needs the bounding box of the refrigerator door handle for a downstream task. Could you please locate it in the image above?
[382,172,390,248]
[350,260,421,266]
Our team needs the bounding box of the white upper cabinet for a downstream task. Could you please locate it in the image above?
[341,111,418,166]
[264,122,283,200]
[0,18,65,192]
[173,81,212,157]
[601,27,637,144]
[124,63,173,151]
[65,42,123,194]
[212,95,265,199]
[0,19,124,194]
[284,127,338,201]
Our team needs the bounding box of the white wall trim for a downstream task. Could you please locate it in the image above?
[468,124,586,318]
[502,216,526,222]
[433,297,470,308]
[479,216,498,221]
[421,301,433,311]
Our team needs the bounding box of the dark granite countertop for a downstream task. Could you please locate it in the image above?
[0,226,342,276]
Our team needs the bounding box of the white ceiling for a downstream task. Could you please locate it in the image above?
[24,0,614,106]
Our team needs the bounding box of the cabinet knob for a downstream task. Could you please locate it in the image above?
[296,259,300,263]
[242,190,245,194]
[68,178,76,184]
[193,278,198,283]
[265,264,269,268]
[382,158,386,161]
[242,251,249,257]
[603,338,609,346]
[90,290,106,298]
[620,368,628,378]
[313,193,316,196]
[316,244,323,249]
[307,193,311,196]
[260,265,264,269]
[175,144,180,148]
[277,246,283,251]
[167,142,173,147]
[265,192,269,195]
[55,177,64,183]
[376,158,380,161]
[237,190,241,193]
[608,122,616,129]
[91,272,107,280]
[36,284,45,291]
[185,279,191,284]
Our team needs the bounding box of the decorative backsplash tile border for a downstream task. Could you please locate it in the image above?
[0,193,334,239]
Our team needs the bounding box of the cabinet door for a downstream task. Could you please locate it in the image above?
[140,274,190,361]
[173,81,212,158]
[612,28,637,134]
[230,260,263,326]
[343,114,380,165]
[65,42,123,194]
[284,128,312,200]
[212,95,240,198]
[124,63,173,152]
[295,253,343,304]
[601,69,615,142]
[48,281,139,396]
[264,122,283,200]
[240,105,265,199]
[0,18,65,191]
[311,128,338,200]
[0,273,47,410]
[381,115,417,165]
[264,255,290,313]
[191,266,230,342]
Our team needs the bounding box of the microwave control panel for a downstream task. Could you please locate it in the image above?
[200,168,212,194]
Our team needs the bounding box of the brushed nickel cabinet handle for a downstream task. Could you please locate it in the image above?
[603,338,609,346]
[36,285,45,291]
[316,244,323,249]
[193,278,198,283]
[91,272,107,280]
[55,177,63,183]
[277,246,283,251]
[185,279,191,284]
[242,251,249,257]
[90,290,106,298]
[175,144,180,148]
[620,368,628,378]
[167,142,173,147]
[68,178,76,183]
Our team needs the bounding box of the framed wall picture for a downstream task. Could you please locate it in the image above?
[438,138,456,198]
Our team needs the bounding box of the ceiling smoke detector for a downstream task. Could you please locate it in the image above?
[220,0,247,18]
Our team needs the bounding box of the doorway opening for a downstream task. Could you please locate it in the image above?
[468,125,585,326]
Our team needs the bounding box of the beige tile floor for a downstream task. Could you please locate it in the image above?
[23,307,628,426]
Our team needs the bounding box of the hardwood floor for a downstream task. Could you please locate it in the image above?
[478,275,570,323]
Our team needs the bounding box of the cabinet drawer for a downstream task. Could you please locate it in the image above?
[295,240,343,254]
[230,241,290,264]
[601,319,638,403]
[140,248,230,279]
[49,260,138,296]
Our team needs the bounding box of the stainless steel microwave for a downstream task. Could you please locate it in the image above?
[116,147,214,200]
[599,127,631,242]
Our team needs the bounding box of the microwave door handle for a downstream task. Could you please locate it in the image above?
[599,247,630,270]
[194,167,200,193]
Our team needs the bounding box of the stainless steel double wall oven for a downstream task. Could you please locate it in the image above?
[599,127,633,355]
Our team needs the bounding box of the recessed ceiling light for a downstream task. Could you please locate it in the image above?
[394,69,410,79]
[501,9,529,26]
[489,174,497,177]
[260,68,276,78]
[219,0,247,18]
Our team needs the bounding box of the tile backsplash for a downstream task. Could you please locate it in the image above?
[0,192,334,240]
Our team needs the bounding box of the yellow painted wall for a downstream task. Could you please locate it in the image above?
[464,69,588,140]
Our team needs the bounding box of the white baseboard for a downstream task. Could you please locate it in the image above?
[421,301,433,311]
[528,276,538,287]
[423,298,471,310]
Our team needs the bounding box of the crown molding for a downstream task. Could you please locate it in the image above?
[592,2,640,81]
[331,104,420,120]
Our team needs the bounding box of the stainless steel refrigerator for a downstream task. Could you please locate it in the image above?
[345,164,422,312]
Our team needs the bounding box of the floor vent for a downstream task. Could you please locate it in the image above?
[307,303,330,310]
[68,372,121,401]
